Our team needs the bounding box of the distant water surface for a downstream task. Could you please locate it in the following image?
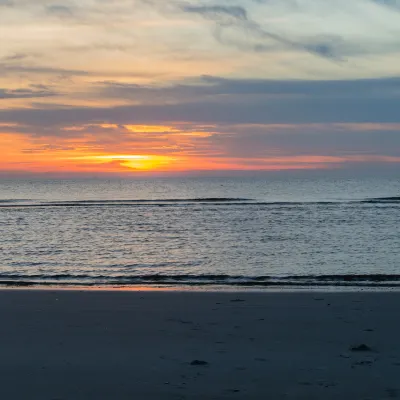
[0,177,399,288]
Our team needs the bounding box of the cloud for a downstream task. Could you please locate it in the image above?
[181,3,350,60]
[1,119,399,176]
[1,76,400,128]
[182,5,248,22]
[45,4,75,17]
[372,0,400,9]
[210,123,400,159]
[0,63,89,77]
[0,86,58,99]
[0,54,89,80]
[175,0,400,62]
[100,75,400,101]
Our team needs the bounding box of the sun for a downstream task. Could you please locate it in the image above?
[118,155,176,170]
[65,154,177,171]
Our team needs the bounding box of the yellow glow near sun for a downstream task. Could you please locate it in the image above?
[77,155,151,160]
[65,154,176,170]
[119,157,173,170]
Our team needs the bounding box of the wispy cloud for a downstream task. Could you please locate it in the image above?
[371,0,400,9]
[0,63,89,77]
[181,4,346,59]
[0,0,13,6]
[45,4,75,18]
[0,85,58,99]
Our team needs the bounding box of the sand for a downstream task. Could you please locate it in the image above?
[0,289,399,399]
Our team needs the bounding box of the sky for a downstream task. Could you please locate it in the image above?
[1,0,400,177]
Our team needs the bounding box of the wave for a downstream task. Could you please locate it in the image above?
[1,196,399,208]
[0,199,351,208]
[47,198,253,203]
[1,273,400,288]
[0,199,33,203]
[362,196,400,204]
[0,198,255,208]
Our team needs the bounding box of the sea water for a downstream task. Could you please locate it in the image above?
[0,177,399,288]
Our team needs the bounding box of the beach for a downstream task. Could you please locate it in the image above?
[1,289,399,399]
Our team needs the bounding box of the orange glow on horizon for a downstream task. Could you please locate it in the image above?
[1,123,399,176]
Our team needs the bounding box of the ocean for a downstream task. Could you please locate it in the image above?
[0,177,399,289]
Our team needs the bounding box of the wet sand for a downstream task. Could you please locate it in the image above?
[1,289,399,399]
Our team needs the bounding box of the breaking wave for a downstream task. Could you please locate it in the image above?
[362,196,400,204]
[2,273,400,288]
[0,195,399,208]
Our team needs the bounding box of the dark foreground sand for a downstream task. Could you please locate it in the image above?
[1,289,400,399]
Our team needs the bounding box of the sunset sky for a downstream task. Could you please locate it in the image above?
[1,0,400,176]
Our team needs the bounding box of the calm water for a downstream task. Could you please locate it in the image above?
[0,177,399,288]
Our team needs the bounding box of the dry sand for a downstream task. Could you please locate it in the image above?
[0,289,399,399]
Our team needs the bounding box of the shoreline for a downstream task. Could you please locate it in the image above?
[2,283,400,293]
[2,289,400,399]
[2,273,400,290]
